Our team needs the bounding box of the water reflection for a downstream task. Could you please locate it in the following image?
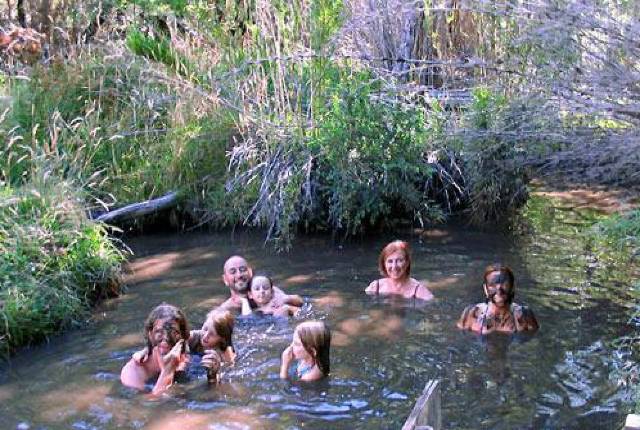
[0,218,637,429]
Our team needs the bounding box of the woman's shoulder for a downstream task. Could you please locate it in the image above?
[511,303,539,331]
[456,302,486,329]
[365,278,382,293]
[410,278,434,300]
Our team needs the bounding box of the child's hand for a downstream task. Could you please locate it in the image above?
[240,296,252,316]
[280,345,294,379]
[281,345,294,366]
[202,349,222,383]
[161,340,185,372]
[132,347,149,364]
[202,349,222,371]
[224,346,236,366]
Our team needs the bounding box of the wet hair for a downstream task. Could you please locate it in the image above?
[296,321,331,376]
[143,303,189,353]
[249,273,274,291]
[203,309,235,351]
[483,263,515,304]
[378,240,412,278]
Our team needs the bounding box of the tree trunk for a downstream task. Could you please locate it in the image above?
[17,0,26,27]
[96,192,179,224]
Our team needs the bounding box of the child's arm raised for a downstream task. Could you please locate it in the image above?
[152,340,186,395]
[279,345,294,379]
[240,296,253,316]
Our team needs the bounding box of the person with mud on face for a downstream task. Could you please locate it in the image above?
[457,263,539,334]
[120,303,191,395]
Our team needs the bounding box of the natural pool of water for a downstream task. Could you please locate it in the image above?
[1,212,638,429]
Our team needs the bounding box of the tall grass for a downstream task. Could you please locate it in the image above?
[0,178,125,355]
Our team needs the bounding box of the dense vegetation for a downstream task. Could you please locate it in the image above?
[0,0,638,351]
[0,179,124,355]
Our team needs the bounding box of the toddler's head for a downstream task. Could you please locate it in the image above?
[249,274,274,306]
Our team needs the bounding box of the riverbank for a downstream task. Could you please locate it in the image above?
[0,181,125,356]
[1,0,639,357]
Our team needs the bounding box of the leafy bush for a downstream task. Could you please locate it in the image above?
[462,88,529,223]
[0,180,125,355]
[593,209,640,252]
[2,49,232,210]
[226,66,443,248]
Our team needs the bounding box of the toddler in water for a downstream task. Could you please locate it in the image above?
[280,321,331,382]
[242,274,301,317]
[133,309,236,383]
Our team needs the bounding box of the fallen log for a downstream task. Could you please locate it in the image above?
[96,191,178,224]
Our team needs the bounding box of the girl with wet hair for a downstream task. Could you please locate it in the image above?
[120,303,190,395]
[188,310,237,383]
[280,321,331,382]
[365,240,434,301]
[457,263,539,334]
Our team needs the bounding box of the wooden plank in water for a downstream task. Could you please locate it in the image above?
[625,414,640,430]
[402,379,441,430]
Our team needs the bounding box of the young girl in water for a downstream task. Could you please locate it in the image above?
[189,309,236,382]
[280,321,331,382]
[133,309,236,383]
[242,274,301,317]
[120,303,190,395]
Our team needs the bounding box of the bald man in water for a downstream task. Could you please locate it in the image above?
[217,255,303,312]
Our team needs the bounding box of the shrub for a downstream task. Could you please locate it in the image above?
[0,179,125,355]
[462,88,529,224]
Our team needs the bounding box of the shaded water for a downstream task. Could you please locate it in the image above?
[1,209,639,429]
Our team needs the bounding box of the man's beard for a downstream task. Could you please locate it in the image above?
[232,280,249,294]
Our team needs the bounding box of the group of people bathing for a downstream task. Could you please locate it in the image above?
[120,240,539,396]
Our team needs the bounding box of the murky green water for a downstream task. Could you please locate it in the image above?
[1,202,638,429]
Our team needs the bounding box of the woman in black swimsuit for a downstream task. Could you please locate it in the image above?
[457,263,538,334]
[365,240,434,301]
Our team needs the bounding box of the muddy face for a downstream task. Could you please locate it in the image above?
[149,319,183,355]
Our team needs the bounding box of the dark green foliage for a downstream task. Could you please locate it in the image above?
[462,88,529,224]
[126,29,194,77]
[310,73,439,234]
[0,182,125,355]
[226,66,443,248]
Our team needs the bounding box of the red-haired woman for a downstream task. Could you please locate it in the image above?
[365,240,434,301]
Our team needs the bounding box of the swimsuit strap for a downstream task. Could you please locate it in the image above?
[376,279,380,294]
[412,280,420,299]
[479,303,489,335]
[296,361,315,378]
[510,303,521,330]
